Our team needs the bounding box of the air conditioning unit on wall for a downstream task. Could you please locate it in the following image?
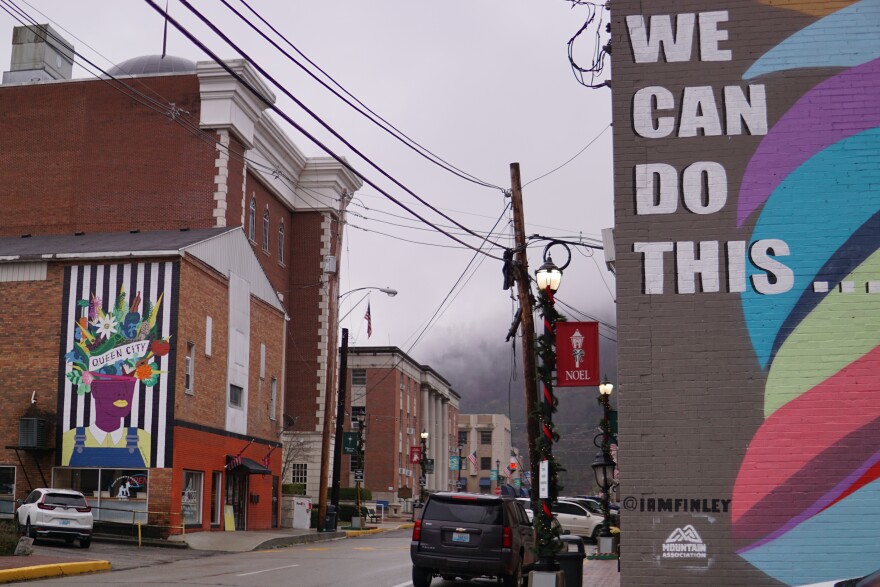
[19,418,46,449]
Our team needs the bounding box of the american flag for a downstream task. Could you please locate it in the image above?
[364,302,372,338]
[468,450,478,470]
[504,464,512,476]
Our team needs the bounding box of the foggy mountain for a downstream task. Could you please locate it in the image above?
[422,322,617,496]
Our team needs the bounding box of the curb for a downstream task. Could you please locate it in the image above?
[0,560,111,584]
[253,531,347,550]
[344,528,386,537]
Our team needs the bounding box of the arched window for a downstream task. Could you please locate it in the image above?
[262,209,270,252]
[278,221,285,264]
[248,197,256,241]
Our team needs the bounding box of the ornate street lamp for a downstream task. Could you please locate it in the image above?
[595,374,615,538]
[457,445,463,491]
[532,240,570,572]
[419,430,429,503]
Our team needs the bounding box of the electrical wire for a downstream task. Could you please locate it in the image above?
[523,124,611,188]
[156,0,505,259]
[222,0,504,192]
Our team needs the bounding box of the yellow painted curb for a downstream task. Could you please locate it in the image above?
[0,560,111,584]
[344,528,385,537]
[396,523,414,530]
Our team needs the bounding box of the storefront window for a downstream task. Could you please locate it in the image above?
[0,467,14,516]
[182,471,203,526]
[53,468,147,523]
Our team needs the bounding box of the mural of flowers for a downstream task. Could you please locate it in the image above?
[65,288,171,395]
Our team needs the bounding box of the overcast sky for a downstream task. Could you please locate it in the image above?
[0,1,617,396]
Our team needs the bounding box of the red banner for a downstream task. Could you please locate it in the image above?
[409,446,422,464]
[555,321,599,387]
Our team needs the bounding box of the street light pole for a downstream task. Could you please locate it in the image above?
[596,376,616,539]
[419,430,429,503]
[457,446,463,491]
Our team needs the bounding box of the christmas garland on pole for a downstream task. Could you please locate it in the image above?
[533,285,565,561]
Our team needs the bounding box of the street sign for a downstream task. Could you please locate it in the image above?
[354,470,364,482]
[424,458,435,475]
[489,469,498,481]
[419,475,426,487]
[343,432,358,455]
[409,446,421,464]
[513,478,522,489]
[539,460,549,499]
[449,455,460,471]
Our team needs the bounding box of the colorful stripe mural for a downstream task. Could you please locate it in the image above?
[612,0,880,584]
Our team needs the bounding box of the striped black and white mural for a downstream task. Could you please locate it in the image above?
[56,262,179,469]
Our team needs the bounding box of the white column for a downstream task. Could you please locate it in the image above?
[441,399,450,490]
[426,390,434,489]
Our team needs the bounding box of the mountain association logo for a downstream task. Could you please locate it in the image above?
[662,524,707,559]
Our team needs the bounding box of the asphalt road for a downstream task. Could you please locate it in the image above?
[19,529,512,586]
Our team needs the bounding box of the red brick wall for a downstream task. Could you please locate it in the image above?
[242,171,293,297]
[0,266,64,498]
[173,426,278,531]
[0,75,217,236]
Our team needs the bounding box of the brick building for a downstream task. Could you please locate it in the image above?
[456,414,518,495]
[342,347,459,512]
[0,25,361,500]
[610,1,880,584]
[0,228,285,533]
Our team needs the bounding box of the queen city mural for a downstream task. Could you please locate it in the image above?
[731,1,880,584]
[57,263,177,469]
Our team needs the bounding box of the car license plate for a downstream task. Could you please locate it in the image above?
[60,519,71,525]
[452,532,469,543]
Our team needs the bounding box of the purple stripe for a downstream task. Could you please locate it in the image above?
[737,58,880,227]
[738,449,880,554]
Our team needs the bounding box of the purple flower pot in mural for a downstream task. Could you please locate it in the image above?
[90,374,137,433]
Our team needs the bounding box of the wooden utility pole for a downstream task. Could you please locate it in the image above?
[509,163,540,505]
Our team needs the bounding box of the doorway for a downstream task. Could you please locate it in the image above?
[225,473,248,530]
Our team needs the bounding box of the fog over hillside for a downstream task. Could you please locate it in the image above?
[422,321,617,495]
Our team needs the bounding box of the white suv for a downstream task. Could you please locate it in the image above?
[16,488,93,548]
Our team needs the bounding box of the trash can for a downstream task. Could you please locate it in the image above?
[557,535,586,587]
[322,505,337,532]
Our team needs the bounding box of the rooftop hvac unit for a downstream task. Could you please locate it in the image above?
[19,418,46,449]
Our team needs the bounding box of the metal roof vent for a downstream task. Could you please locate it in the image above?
[2,24,74,84]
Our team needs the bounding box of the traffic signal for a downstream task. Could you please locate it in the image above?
[509,458,517,472]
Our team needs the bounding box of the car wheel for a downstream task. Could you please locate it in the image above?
[412,565,433,587]
[501,562,523,587]
[79,538,91,549]
[25,519,36,539]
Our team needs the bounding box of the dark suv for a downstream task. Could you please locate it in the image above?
[410,492,535,587]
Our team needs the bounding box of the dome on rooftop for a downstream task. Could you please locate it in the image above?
[107,54,197,76]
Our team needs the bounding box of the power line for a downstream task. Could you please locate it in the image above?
[157,0,505,260]
[522,124,611,188]
[222,0,504,192]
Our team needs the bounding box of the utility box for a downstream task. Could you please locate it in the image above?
[292,497,311,529]
[19,418,46,449]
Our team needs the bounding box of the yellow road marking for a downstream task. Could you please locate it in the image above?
[353,547,376,551]
[305,547,330,551]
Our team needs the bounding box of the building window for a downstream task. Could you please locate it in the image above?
[291,463,308,484]
[351,369,367,386]
[248,197,256,241]
[262,209,270,252]
[0,466,15,516]
[270,378,277,420]
[210,471,222,525]
[480,457,492,471]
[351,406,366,430]
[480,430,492,445]
[185,342,195,394]
[458,431,468,447]
[205,316,213,356]
[182,471,203,526]
[260,343,266,379]
[229,384,243,408]
[278,222,285,263]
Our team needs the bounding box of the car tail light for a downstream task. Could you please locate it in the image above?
[412,520,422,541]
[37,502,56,510]
[502,526,512,548]
[76,506,91,513]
